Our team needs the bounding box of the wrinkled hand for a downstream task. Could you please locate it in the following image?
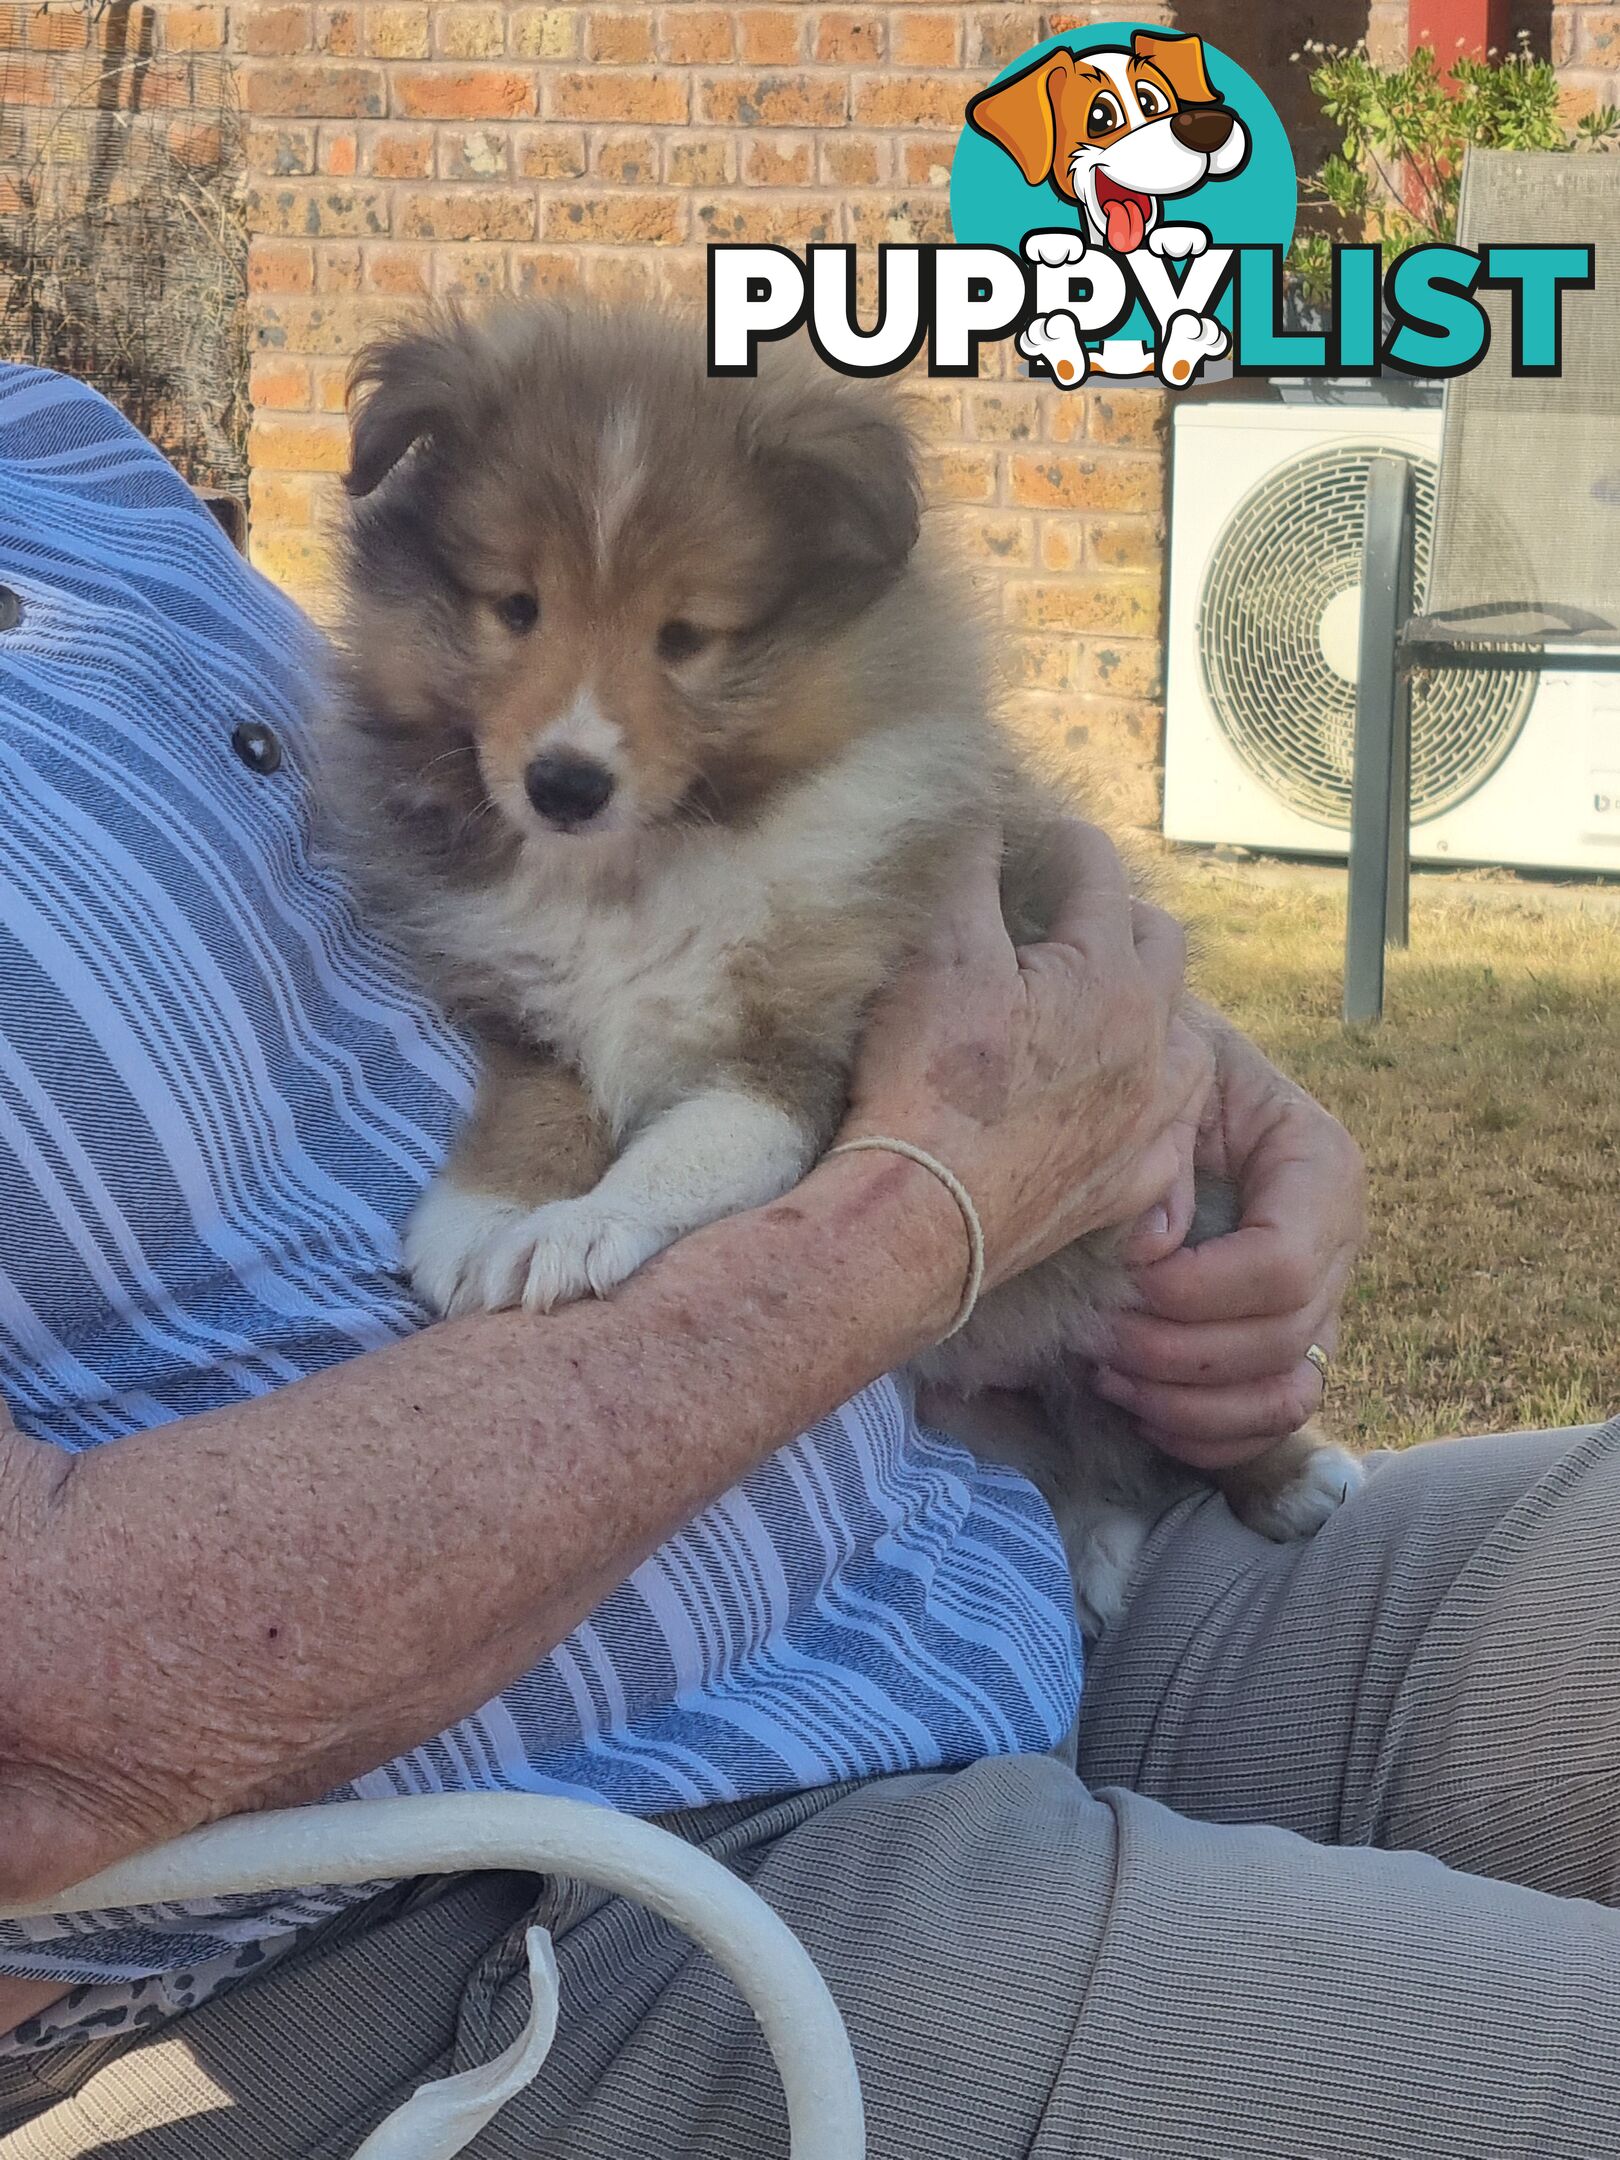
[840,821,1214,1295]
[1093,1018,1366,1465]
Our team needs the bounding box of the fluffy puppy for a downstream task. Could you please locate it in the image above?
[323,302,1357,1635]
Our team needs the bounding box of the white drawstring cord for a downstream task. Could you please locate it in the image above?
[0,1795,866,2160]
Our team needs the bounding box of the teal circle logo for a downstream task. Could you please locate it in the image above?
[950,25,1297,366]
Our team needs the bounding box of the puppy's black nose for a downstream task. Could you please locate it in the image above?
[1171,107,1235,154]
[524,750,616,828]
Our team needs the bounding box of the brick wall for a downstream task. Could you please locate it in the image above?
[227,0,1615,829]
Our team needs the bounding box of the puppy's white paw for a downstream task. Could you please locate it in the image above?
[1147,223,1209,260]
[1240,1443,1363,1542]
[1018,310,1089,387]
[404,1182,528,1316]
[1157,308,1228,387]
[1022,227,1088,267]
[491,1196,671,1313]
[1070,1502,1156,1642]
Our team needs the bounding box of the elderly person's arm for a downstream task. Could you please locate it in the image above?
[0,825,1209,1911]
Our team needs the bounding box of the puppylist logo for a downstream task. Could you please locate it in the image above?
[708,24,1595,389]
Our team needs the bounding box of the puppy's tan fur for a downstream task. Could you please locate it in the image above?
[323,302,1355,1635]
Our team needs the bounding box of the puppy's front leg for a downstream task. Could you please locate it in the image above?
[405,1039,613,1316]
[472,1084,820,1314]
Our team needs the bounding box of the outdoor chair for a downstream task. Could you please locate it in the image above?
[1345,148,1620,1020]
[0,1795,867,2159]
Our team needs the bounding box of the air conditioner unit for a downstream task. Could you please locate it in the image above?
[1163,400,1620,873]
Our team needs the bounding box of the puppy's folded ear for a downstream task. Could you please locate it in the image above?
[761,387,921,618]
[345,319,473,497]
[965,51,1073,187]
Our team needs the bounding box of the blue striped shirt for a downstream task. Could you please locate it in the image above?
[0,365,1082,1992]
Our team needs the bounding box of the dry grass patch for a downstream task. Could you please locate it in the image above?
[1178,862,1620,1450]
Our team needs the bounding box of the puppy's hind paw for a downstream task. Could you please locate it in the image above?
[404,1182,528,1316]
[1068,1502,1156,1642]
[1018,310,1089,387]
[1233,1442,1363,1543]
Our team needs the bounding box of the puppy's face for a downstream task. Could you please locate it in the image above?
[339,307,920,860]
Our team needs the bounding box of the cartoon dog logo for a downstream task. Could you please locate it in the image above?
[966,30,1249,387]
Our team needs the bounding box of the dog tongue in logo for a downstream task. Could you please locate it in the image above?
[1096,174,1149,254]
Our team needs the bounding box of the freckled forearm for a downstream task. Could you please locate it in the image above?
[0,1152,964,1856]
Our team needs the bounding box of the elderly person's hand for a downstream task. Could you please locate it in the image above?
[1092,1020,1367,1466]
[839,820,1214,1296]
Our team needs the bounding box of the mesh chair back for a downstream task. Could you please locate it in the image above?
[1423,149,1620,646]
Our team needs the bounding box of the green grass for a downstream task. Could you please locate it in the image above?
[1177,862,1620,1450]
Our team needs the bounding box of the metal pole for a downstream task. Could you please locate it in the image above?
[1384,492,1416,951]
[1344,455,1414,1024]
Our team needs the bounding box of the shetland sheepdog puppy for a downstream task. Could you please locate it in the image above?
[322,303,1357,1635]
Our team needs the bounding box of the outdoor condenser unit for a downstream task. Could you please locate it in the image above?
[1162,400,1620,873]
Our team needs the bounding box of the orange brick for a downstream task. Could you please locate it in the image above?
[1085,392,1168,451]
[435,6,506,56]
[516,125,588,178]
[320,128,360,176]
[738,8,802,61]
[814,11,885,64]
[969,8,1040,71]
[901,134,956,186]
[893,11,959,64]
[250,413,352,473]
[923,446,998,503]
[583,251,658,302]
[851,74,964,128]
[845,194,952,247]
[1038,517,1085,573]
[666,134,735,187]
[543,191,686,243]
[251,472,320,528]
[656,248,709,307]
[251,531,337,602]
[364,243,432,294]
[1008,452,1162,514]
[1081,639,1164,701]
[1009,632,1083,693]
[547,68,688,122]
[593,130,659,184]
[242,4,313,55]
[821,135,886,186]
[431,245,514,298]
[743,136,814,187]
[164,5,227,51]
[251,295,403,353]
[1090,516,1163,572]
[586,9,655,62]
[315,6,361,55]
[28,4,89,49]
[696,194,838,245]
[397,187,537,241]
[955,512,1036,568]
[246,65,386,117]
[1003,576,1161,636]
[1578,8,1620,63]
[318,244,365,291]
[365,5,430,57]
[247,182,390,236]
[510,7,578,57]
[659,8,732,63]
[699,73,847,127]
[965,386,1042,443]
[512,247,587,297]
[395,68,536,117]
[251,356,313,410]
[364,125,434,177]
[439,125,512,177]
[249,240,317,293]
[311,361,354,412]
[248,122,318,174]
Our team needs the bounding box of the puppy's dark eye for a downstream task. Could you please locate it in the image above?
[494,592,539,635]
[1135,81,1170,119]
[657,619,712,664]
[1087,91,1125,136]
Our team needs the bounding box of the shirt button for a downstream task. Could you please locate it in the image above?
[0,588,20,631]
[230,719,283,775]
